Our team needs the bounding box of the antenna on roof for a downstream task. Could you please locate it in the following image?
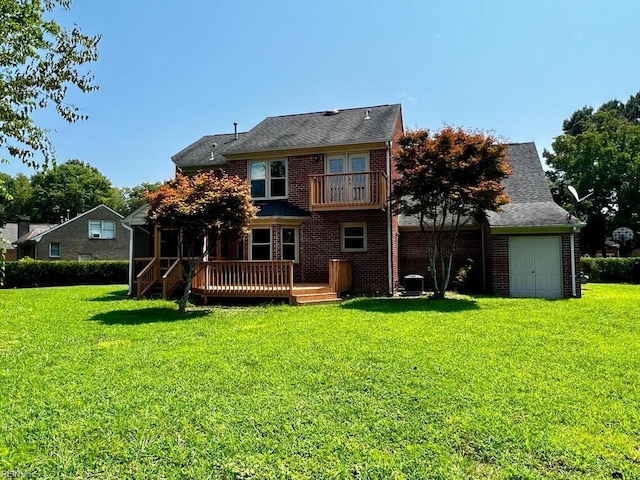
[566,185,593,222]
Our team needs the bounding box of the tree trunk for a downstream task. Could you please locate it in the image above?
[178,264,196,314]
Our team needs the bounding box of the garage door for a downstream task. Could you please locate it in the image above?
[509,236,562,298]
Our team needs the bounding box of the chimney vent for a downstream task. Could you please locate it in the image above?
[17,215,30,239]
[364,109,371,120]
[233,122,238,140]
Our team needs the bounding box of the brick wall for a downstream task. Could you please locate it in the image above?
[224,148,394,295]
[299,209,390,294]
[34,207,128,261]
[398,228,484,289]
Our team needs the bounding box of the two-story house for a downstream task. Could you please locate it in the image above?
[124,104,583,303]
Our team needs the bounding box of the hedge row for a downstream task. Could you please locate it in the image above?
[3,260,128,288]
[580,257,640,284]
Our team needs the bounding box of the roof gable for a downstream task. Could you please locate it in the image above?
[172,133,247,169]
[17,204,124,244]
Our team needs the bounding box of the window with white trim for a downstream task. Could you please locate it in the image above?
[249,159,287,198]
[89,220,116,239]
[341,223,367,252]
[281,227,298,262]
[250,228,271,260]
[49,243,61,258]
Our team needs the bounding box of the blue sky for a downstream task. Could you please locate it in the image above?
[3,0,640,187]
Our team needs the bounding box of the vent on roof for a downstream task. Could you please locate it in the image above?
[324,109,339,116]
[364,109,370,120]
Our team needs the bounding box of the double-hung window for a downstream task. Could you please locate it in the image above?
[250,228,271,260]
[89,220,116,239]
[281,227,298,262]
[249,159,287,199]
[49,243,61,258]
[341,223,367,252]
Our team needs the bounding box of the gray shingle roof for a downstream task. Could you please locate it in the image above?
[254,200,310,218]
[398,142,581,229]
[223,104,402,155]
[2,222,55,248]
[486,142,581,228]
[172,133,246,169]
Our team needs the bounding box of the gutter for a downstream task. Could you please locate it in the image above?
[386,140,393,295]
[570,229,577,297]
[121,222,134,295]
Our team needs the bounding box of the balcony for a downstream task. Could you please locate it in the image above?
[309,171,387,211]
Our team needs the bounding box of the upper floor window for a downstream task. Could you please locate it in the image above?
[250,159,287,199]
[89,220,116,239]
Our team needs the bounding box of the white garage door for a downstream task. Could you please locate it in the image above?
[509,236,562,298]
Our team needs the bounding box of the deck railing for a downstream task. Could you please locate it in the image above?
[309,171,387,211]
[136,257,159,298]
[329,259,353,294]
[193,260,295,297]
[162,258,183,299]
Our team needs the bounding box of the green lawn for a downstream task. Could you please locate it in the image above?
[1,285,639,479]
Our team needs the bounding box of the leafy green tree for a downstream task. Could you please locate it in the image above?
[146,172,257,313]
[1,0,100,168]
[544,92,640,255]
[29,159,120,222]
[0,173,33,223]
[117,182,163,217]
[392,127,511,299]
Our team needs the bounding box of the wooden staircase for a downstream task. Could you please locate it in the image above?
[290,283,340,305]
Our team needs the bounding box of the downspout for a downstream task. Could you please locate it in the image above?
[386,140,393,295]
[570,229,576,297]
[481,226,486,291]
[122,222,134,295]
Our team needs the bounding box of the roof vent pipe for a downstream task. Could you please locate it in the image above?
[364,109,370,120]
[233,122,238,140]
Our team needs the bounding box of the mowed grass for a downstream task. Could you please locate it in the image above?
[1,285,639,479]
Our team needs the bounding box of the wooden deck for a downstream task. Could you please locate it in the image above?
[135,258,352,305]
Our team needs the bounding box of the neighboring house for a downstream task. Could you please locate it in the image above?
[1,217,56,261]
[124,104,583,303]
[13,205,128,261]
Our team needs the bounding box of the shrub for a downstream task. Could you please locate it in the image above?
[580,257,640,284]
[4,258,128,288]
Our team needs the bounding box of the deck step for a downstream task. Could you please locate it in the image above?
[291,292,340,305]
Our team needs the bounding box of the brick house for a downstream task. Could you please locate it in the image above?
[125,104,583,302]
[13,205,128,261]
[1,218,56,261]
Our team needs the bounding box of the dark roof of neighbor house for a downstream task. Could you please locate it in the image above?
[172,133,247,169]
[13,204,123,245]
[487,142,582,228]
[398,142,581,230]
[2,222,55,248]
[254,200,310,218]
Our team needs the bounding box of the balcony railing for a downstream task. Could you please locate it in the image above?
[309,171,387,211]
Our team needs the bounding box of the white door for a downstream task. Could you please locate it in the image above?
[325,154,369,203]
[509,237,562,298]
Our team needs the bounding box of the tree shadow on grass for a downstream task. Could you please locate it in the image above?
[341,296,480,313]
[88,289,131,302]
[89,307,209,325]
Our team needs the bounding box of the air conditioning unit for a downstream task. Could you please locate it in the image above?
[92,233,101,238]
